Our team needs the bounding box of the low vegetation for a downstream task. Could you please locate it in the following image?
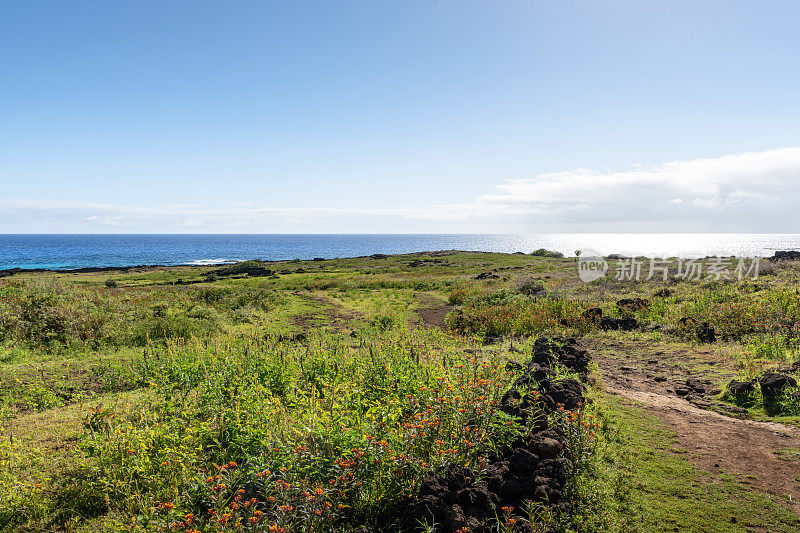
[1,251,799,531]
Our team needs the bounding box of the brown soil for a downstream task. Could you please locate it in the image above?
[588,336,800,515]
[414,293,453,329]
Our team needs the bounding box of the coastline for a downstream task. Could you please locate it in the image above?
[1,248,796,279]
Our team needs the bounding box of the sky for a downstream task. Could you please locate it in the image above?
[2,0,800,233]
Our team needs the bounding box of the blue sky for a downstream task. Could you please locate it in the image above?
[2,0,800,233]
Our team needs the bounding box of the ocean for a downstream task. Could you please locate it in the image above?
[1,234,799,271]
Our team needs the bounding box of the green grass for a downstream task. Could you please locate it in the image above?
[1,252,800,531]
[589,394,800,532]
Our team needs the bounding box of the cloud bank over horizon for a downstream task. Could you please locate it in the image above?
[3,147,800,233]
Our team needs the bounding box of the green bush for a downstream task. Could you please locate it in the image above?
[518,279,546,297]
[531,248,564,258]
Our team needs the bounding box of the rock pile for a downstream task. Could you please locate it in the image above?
[674,377,721,405]
[407,338,591,532]
[579,307,639,331]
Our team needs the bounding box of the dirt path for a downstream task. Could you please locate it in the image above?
[588,336,800,515]
[413,293,453,329]
[291,292,362,329]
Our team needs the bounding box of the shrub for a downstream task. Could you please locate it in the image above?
[85,331,521,531]
[0,281,109,347]
[369,314,395,330]
[530,248,564,258]
[518,279,546,297]
[763,386,800,416]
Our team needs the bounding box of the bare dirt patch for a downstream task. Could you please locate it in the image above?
[414,293,453,329]
[589,336,800,514]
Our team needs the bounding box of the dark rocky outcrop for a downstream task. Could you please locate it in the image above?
[772,251,800,261]
[408,259,444,268]
[210,261,273,278]
[653,288,672,298]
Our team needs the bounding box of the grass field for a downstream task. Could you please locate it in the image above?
[1,252,799,532]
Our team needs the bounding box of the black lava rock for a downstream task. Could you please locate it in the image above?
[697,322,716,343]
[599,317,638,331]
[759,372,798,400]
[726,379,756,397]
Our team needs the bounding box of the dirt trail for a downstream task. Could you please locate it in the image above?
[414,293,453,329]
[589,337,800,515]
[291,293,362,329]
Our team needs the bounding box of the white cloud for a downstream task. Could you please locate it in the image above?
[2,147,800,232]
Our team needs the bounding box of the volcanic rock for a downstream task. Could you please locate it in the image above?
[759,372,798,400]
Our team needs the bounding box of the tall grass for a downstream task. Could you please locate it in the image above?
[40,327,523,531]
